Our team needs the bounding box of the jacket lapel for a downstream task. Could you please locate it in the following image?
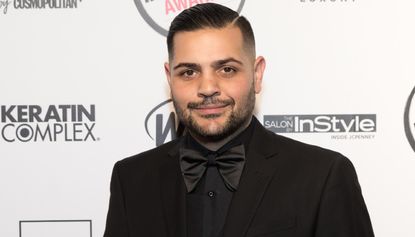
[159,140,187,237]
[222,119,280,237]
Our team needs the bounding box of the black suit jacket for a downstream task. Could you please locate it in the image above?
[104,118,374,237]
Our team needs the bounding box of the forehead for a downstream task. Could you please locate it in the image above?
[171,26,246,63]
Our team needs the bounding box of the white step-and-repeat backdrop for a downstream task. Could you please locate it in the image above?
[1,0,414,236]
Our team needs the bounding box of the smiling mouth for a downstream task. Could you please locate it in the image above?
[193,104,229,115]
[195,103,229,109]
[187,97,234,116]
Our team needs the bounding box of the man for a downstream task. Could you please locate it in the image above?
[104,3,374,237]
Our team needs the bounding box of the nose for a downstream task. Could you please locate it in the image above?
[197,74,220,98]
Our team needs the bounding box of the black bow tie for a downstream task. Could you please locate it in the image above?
[179,144,246,193]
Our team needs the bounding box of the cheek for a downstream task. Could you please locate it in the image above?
[171,84,195,106]
[223,80,253,102]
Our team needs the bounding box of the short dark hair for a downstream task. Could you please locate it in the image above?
[167,3,256,61]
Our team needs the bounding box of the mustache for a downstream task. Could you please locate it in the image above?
[187,97,235,109]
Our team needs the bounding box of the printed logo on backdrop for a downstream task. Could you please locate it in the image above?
[134,0,246,36]
[0,0,84,15]
[19,220,92,237]
[299,0,356,4]
[145,99,179,146]
[145,101,378,145]
[264,114,376,140]
[0,104,98,143]
[404,85,415,153]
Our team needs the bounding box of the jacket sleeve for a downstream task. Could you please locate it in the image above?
[103,162,130,237]
[314,155,375,237]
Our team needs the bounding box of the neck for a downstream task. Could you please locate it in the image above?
[189,116,253,151]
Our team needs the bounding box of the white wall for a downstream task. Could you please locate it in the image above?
[1,0,414,236]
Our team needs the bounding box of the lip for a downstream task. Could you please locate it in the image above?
[193,104,229,115]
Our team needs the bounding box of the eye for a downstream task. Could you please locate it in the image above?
[224,67,236,73]
[180,69,197,78]
[219,66,237,77]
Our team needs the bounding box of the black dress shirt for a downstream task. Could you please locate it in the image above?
[183,118,255,237]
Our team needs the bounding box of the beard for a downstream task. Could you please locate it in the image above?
[172,84,256,142]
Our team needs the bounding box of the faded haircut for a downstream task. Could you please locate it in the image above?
[167,3,256,61]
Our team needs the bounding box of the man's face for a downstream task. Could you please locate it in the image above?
[165,26,265,141]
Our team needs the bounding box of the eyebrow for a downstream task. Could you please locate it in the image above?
[211,57,243,68]
[172,57,243,71]
[173,63,201,71]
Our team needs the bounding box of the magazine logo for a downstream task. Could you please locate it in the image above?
[0,1,10,14]
[134,0,246,36]
[0,0,83,15]
[145,99,178,146]
[264,114,376,139]
[404,86,415,153]
[0,104,97,143]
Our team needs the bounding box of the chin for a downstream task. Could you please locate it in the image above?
[196,115,227,128]
[193,117,233,139]
[203,124,225,136]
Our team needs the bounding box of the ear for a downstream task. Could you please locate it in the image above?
[164,62,172,86]
[253,56,266,94]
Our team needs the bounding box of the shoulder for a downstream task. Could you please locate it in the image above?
[113,138,181,173]
[262,128,352,172]
[261,131,359,188]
